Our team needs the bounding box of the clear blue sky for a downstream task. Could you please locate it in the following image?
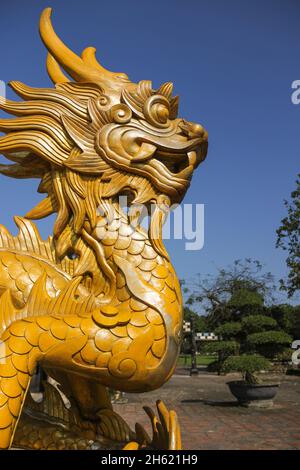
[0,0,299,302]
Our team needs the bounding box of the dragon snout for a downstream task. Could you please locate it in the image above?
[179,119,208,141]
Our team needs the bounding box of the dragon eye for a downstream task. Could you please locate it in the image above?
[144,95,171,128]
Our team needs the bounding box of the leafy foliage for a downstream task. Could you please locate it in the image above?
[215,322,242,339]
[183,259,275,328]
[241,315,277,334]
[276,174,300,297]
[227,289,264,308]
[203,340,238,354]
[182,259,298,379]
[197,289,292,376]
[182,306,208,354]
[246,331,292,359]
[183,306,207,332]
[269,304,300,339]
[247,331,292,346]
[222,355,270,374]
[222,355,271,383]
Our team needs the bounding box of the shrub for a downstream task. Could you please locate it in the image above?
[227,288,264,308]
[247,331,292,346]
[215,322,242,339]
[203,340,238,374]
[241,315,277,334]
[221,354,271,384]
[247,330,292,358]
[203,340,238,355]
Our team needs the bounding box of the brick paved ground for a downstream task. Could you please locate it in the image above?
[114,369,300,450]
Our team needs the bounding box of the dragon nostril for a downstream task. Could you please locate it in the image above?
[190,123,206,138]
[180,120,207,139]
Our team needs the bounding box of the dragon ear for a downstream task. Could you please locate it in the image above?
[157,82,173,99]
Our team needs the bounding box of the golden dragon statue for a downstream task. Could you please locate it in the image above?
[0,8,208,450]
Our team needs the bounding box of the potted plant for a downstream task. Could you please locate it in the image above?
[205,314,292,406]
[222,354,279,407]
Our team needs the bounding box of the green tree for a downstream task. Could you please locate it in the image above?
[268,304,300,339]
[184,259,275,328]
[205,314,292,377]
[215,322,242,338]
[183,306,207,332]
[247,331,292,358]
[276,174,300,297]
[241,315,277,334]
[181,306,208,354]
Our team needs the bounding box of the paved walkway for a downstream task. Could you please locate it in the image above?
[114,369,300,450]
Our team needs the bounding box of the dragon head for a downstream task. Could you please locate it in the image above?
[67,78,208,205]
[0,7,207,203]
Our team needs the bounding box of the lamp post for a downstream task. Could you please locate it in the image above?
[190,317,199,376]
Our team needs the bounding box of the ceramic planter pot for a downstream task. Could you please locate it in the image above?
[227,380,280,407]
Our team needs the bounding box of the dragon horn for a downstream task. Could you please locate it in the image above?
[81,47,110,75]
[39,8,130,87]
[46,53,70,84]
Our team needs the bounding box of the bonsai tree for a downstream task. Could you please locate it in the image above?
[222,355,271,384]
[204,314,292,382]
[203,321,240,373]
[203,339,238,373]
[246,330,292,358]
[184,259,294,380]
[242,315,292,366]
[183,259,275,329]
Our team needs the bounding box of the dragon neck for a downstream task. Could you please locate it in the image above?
[57,198,183,350]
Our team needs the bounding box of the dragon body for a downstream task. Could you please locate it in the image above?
[0,8,208,449]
